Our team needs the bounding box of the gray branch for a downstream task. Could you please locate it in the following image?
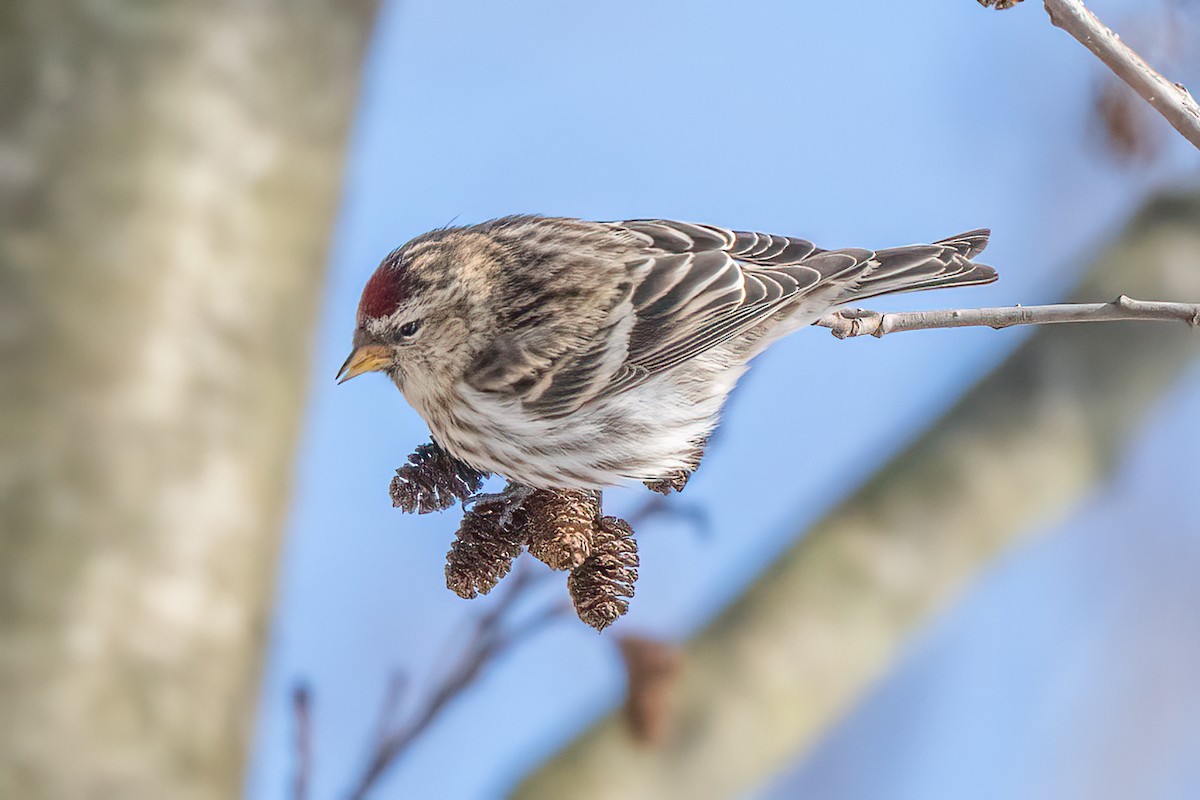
[979,0,1200,150]
[815,295,1200,339]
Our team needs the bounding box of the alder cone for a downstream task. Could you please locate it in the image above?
[444,503,523,599]
[391,441,488,514]
[521,489,599,571]
[568,515,639,631]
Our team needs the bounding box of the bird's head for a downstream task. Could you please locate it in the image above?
[337,232,487,391]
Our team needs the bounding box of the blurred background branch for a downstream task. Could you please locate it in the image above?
[0,1,378,797]
[290,684,313,800]
[513,191,1200,799]
[979,0,1200,149]
[343,566,563,800]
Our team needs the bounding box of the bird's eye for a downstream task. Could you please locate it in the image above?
[397,320,421,339]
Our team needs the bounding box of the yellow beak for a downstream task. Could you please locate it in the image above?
[336,344,392,384]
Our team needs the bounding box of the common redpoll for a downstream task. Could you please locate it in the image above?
[338,217,996,491]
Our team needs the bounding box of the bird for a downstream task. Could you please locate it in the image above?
[337,216,996,492]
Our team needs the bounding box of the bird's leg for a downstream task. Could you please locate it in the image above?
[643,436,709,495]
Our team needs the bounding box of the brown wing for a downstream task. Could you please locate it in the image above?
[475,217,993,418]
[607,220,994,384]
[611,221,842,382]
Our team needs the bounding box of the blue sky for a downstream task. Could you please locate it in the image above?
[248,1,1199,797]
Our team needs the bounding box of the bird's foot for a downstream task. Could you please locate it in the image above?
[643,436,708,494]
[463,482,537,528]
[818,308,885,339]
[644,471,691,495]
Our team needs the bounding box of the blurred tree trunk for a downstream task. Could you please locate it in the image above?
[515,192,1200,800]
[0,2,378,797]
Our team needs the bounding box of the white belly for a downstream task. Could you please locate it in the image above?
[418,358,744,489]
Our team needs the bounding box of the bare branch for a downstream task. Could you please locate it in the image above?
[815,295,1200,339]
[1045,0,1200,149]
[979,0,1200,149]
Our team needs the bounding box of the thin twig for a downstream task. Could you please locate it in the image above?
[626,493,714,541]
[815,295,1200,339]
[291,684,313,800]
[366,671,408,753]
[979,0,1200,149]
[344,566,563,800]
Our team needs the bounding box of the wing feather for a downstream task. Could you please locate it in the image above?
[471,217,994,417]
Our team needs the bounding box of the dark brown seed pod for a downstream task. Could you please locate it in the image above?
[444,502,524,599]
[520,489,599,571]
[390,441,489,514]
[568,515,639,631]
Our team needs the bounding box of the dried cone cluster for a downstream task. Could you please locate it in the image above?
[390,442,488,514]
[391,442,640,629]
[394,440,641,629]
[442,490,640,630]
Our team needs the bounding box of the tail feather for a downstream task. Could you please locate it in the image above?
[938,228,991,260]
[836,228,997,303]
